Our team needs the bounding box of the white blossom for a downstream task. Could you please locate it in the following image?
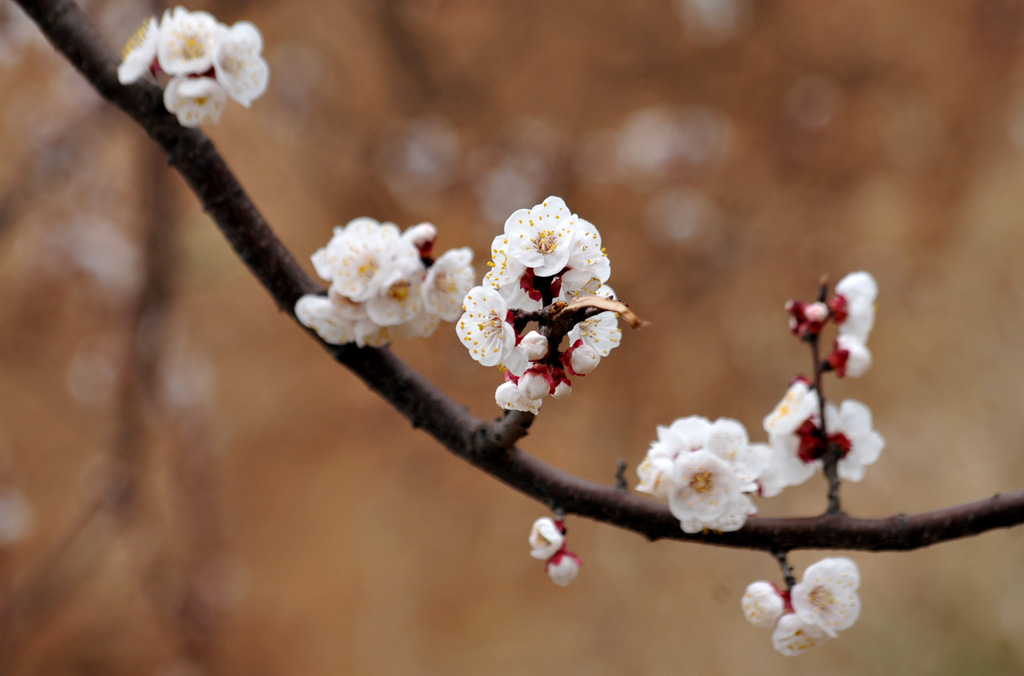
[319,218,415,304]
[636,455,674,500]
[117,17,159,84]
[638,417,764,533]
[495,381,542,414]
[457,286,517,367]
[828,400,884,482]
[422,247,475,321]
[163,76,227,128]
[295,294,356,345]
[364,256,424,327]
[213,20,269,107]
[834,271,877,343]
[669,450,744,532]
[742,581,785,629]
[790,557,861,638]
[757,434,816,497]
[771,613,832,656]
[567,311,621,358]
[504,196,577,277]
[763,379,819,436]
[835,333,872,378]
[157,7,222,76]
[560,217,610,295]
[528,517,564,560]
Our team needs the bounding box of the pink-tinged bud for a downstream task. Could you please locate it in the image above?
[518,369,552,400]
[545,550,581,586]
[786,299,826,338]
[520,331,549,361]
[567,344,599,375]
[402,222,437,257]
[551,380,572,400]
[804,301,829,323]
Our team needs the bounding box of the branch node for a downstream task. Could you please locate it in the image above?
[614,459,628,491]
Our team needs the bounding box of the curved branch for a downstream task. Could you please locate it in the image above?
[16,0,1024,553]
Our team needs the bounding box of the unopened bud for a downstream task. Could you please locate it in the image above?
[520,331,549,361]
[518,369,551,400]
[546,550,581,586]
[551,380,572,400]
[569,345,599,375]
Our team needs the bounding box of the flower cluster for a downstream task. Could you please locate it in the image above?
[786,271,878,378]
[457,197,621,413]
[117,6,269,127]
[636,417,767,533]
[759,378,884,495]
[295,219,475,347]
[528,517,581,586]
[742,557,861,655]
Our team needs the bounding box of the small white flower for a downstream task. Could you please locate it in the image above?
[790,557,861,638]
[560,217,610,294]
[483,234,527,296]
[636,455,674,499]
[213,20,269,107]
[834,271,877,343]
[545,550,581,586]
[757,434,816,497]
[567,311,621,358]
[828,400,884,482]
[117,17,159,84]
[422,247,475,321]
[668,450,741,531]
[742,581,785,629]
[704,418,766,487]
[157,7,222,76]
[320,218,415,304]
[528,517,564,560]
[295,294,356,345]
[163,75,227,128]
[834,334,872,378]
[772,613,831,656]
[763,380,819,436]
[457,286,517,367]
[504,196,577,277]
[365,257,424,327]
[495,381,543,414]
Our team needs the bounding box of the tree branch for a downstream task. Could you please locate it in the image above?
[15,0,1024,553]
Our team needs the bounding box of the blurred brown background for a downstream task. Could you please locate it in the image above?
[3,0,1024,673]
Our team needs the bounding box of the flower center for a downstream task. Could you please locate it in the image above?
[179,34,206,61]
[809,585,835,612]
[534,230,559,254]
[689,469,714,493]
[388,281,411,302]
